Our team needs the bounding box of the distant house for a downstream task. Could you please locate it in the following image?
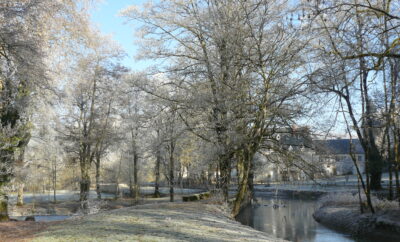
[255,135,366,182]
[255,127,320,182]
[314,139,365,175]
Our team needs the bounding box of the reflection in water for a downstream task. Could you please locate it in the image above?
[236,196,354,242]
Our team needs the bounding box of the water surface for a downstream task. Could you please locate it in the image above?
[236,196,354,242]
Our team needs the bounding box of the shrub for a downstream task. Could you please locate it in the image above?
[318,192,399,211]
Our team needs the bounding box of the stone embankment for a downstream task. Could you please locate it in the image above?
[30,202,284,242]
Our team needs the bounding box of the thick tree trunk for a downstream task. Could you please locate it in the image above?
[368,149,383,190]
[0,150,15,221]
[248,158,255,202]
[0,187,8,221]
[219,157,231,202]
[232,148,253,217]
[370,170,382,190]
[17,183,24,206]
[80,160,91,211]
[395,138,400,200]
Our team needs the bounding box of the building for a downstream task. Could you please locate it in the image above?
[255,127,320,182]
[314,139,365,175]
[256,135,366,182]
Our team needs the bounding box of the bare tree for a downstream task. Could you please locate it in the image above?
[306,0,400,191]
[61,34,124,210]
[123,0,310,216]
[0,0,94,221]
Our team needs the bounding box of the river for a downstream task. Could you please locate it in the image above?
[236,195,355,242]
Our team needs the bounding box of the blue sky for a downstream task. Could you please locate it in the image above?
[90,0,148,71]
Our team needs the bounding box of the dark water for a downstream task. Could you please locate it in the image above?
[236,196,354,242]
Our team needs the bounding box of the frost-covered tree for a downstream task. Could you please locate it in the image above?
[123,0,310,215]
[61,33,125,211]
[0,0,95,221]
[305,0,400,193]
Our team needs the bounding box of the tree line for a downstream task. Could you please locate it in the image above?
[0,0,399,220]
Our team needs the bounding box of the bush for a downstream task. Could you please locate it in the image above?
[318,192,399,211]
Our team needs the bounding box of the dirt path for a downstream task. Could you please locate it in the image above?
[25,202,283,241]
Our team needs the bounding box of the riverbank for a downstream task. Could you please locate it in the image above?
[8,202,284,241]
[314,205,400,237]
[313,193,400,241]
[9,194,184,217]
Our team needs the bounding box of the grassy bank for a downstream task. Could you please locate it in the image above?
[313,193,400,240]
[31,202,284,242]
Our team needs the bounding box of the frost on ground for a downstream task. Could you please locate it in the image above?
[32,202,285,242]
[314,192,400,237]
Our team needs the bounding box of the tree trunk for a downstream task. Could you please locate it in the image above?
[395,138,400,200]
[116,155,123,198]
[128,155,134,198]
[53,159,57,203]
[389,164,393,200]
[216,164,220,189]
[169,140,175,202]
[95,154,101,200]
[248,158,255,202]
[396,166,400,201]
[368,149,383,190]
[80,159,91,211]
[219,156,231,202]
[0,187,8,221]
[178,168,183,189]
[349,139,372,213]
[133,151,139,200]
[364,153,375,213]
[232,148,253,217]
[387,123,393,200]
[355,174,364,213]
[17,183,24,206]
[208,164,213,188]
[154,148,161,198]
